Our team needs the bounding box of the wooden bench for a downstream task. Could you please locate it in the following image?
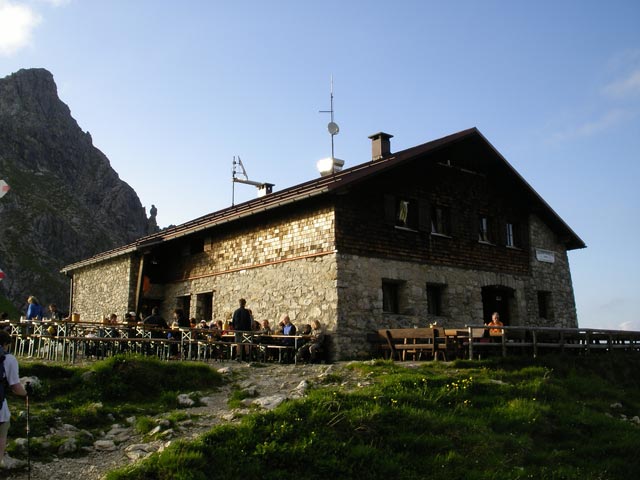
[380,328,444,361]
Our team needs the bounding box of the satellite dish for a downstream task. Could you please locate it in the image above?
[328,122,340,136]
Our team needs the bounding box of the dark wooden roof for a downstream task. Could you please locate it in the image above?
[62,127,585,272]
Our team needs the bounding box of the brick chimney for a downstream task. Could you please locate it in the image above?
[368,132,393,161]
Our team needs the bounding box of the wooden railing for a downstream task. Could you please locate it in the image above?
[370,325,640,361]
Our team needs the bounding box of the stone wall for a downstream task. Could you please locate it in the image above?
[70,255,136,322]
[524,214,578,328]
[163,253,339,333]
[155,206,338,327]
[334,252,566,359]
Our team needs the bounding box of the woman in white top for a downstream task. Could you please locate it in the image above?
[0,330,27,467]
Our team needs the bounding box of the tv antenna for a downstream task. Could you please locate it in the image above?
[317,76,344,176]
[231,156,274,206]
[319,75,339,158]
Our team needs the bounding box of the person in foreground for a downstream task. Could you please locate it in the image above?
[0,330,28,469]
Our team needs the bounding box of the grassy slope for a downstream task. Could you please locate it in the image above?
[100,354,640,480]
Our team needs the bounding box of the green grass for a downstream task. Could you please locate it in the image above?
[7,354,640,478]
[104,355,640,480]
[7,355,223,460]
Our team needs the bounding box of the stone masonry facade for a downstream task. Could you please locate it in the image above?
[69,255,138,322]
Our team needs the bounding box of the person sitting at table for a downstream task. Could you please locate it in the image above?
[299,324,312,336]
[281,314,296,336]
[279,314,297,362]
[48,304,64,321]
[486,312,504,336]
[172,309,190,328]
[259,319,273,335]
[296,320,325,363]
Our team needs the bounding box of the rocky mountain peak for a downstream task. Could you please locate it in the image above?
[0,68,150,314]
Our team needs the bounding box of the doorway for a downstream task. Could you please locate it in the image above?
[481,286,514,325]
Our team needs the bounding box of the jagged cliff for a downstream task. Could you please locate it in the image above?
[0,68,149,314]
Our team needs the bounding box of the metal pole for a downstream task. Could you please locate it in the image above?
[26,382,31,480]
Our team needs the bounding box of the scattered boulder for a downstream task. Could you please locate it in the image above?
[94,440,117,451]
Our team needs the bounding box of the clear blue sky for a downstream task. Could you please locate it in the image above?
[1,0,639,330]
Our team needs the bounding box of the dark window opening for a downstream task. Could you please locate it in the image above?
[196,292,213,321]
[382,280,402,314]
[426,284,445,316]
[190,238,205,255]
[537,291,553,319]
[176,295,191,319]
[431,205,451,236]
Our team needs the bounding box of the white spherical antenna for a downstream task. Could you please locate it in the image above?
[328,121,340,136]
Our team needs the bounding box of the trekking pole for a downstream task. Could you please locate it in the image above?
[25,381,31,480]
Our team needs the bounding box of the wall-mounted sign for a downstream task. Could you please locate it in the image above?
[535,249,555,263]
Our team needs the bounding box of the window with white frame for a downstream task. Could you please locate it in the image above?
[506,222,520,247]
[478,215,493,243]
[431,205,451,236]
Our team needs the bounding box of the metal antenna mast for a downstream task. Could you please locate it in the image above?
[231,156,274,206]
[319,75,339,159]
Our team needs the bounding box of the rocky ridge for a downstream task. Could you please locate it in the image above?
[0,68,150,312]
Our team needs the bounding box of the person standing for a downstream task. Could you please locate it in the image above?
[26,296,44,320]
[143,307,169,338]
[232,299,253,361]
[0,330,28,469]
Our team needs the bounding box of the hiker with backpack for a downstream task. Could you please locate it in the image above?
[0,330,28,469]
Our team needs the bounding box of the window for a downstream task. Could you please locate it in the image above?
[478,215,493,243]
[382,280,401,314]
[176,295,191,319]
[396,198,418,229]
[431,205,451,236]
[190,238,205,255]
[506,222,520,247]
[426,284,445,316]
[537,291,553,319]
[196,292,213,321]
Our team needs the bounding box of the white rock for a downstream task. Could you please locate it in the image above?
[177,394,195,407]
[94,440,116,451]
[253,394,287,410]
